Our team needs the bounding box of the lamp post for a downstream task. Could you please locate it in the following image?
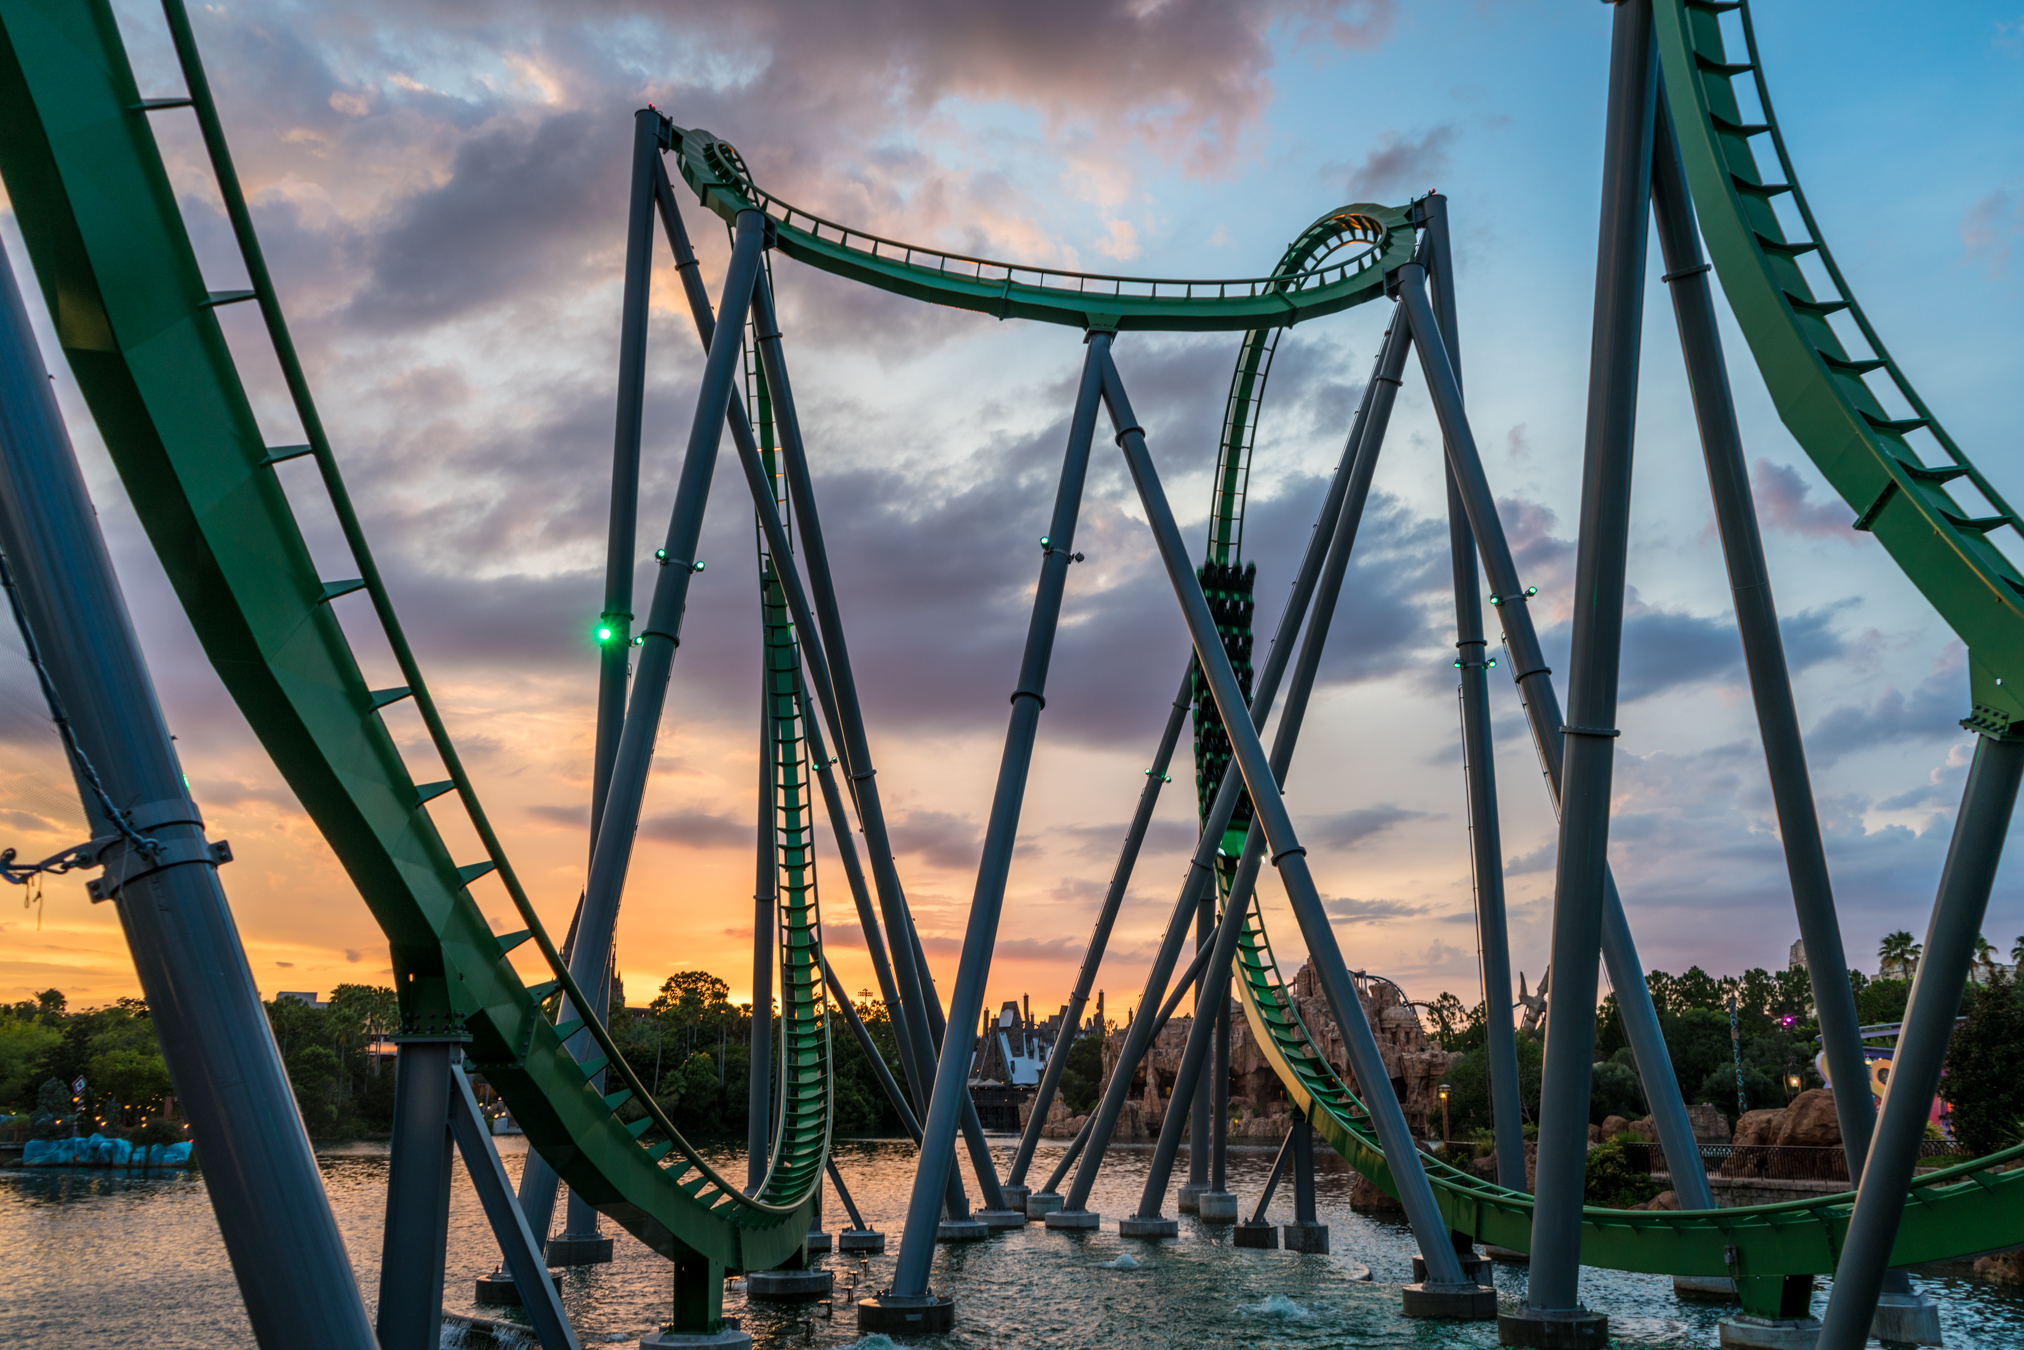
[1439,1082,1452,1147]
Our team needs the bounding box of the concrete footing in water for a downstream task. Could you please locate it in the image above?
[745,1269,832,1299]
[1281,1221,1328,1254]
[544,1234,613,1266]
[937,1218,989,1242]
[1716,1316,1819,1350]
[856,1295,955,1335]
[1119,1215,1178,1238]
[1025,1191,1065,1217]
[473,1268,560,1305]
[1871,1290,1944,1345]
[1196,1191,1238,1224]
[1414,1254,1494,1286]
[803,1229,831,1255]
[837,1228,885,1252]
[1674,1275,1737,1301]
[1177,1184,1204,1213]
[639,1332,750,1350]
[1497,1308,1610,1348]
[1233,1220,1277,1249]
[1402,1282,1499,1320]
[975,1208,1026,1230]
[1044,1209,1100,1230]
[1001,1184,1030,1214]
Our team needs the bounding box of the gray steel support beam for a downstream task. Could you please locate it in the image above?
[1250,1127,1295,1223]
[1098,344,1467,1286]
[1134,347,1396,1219]
[1420,193,1525,1194]
[1211,989,1230,1191]
[1292,1109,1318,1225]
[1520,0,1656,1315]
[1648,101,1883,1182]
[1817,733,2024,1350]
[1060,315,1404,1214]
[827,1159,869,1232]
[749,272,996,1213]
[749,697,776,1192]
[1188,890,1213,1194]
[448,1066,581,1350]
[521,208,767,1248]
[1007,668,1193,1187]
[0,240,376,1350]
[377,1042,457,1350]
[1396,266,1713,1217]
[889,336,1105,1296]
[822,953,921,1140]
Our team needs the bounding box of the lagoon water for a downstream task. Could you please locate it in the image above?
[4,1136,2021,1348]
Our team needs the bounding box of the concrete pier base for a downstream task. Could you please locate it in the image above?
[641,1322,750,1350]
[1497,1308,1609,1348]
[804,1229,832,1255]
[1001,1184,1030,1214]
[837,1229,885,1253]
[1025,1190,1064,1217]
[1282,1221,1329,1254]
[937,1218,989,1242]
[1177,1183,1204,1213]
[473,1268,560,1305]
[745,1269,832,1299]
[1196,1191,1239,1224]
[975,1208,1026,1230]
[1119,1215,1178,1239]
[1044,1208,1100,1231]
[1414,1254,1494,1286]
[1871,1289,1944,1345]
[1674,1275,1737,1301]
[1402,1282,1499,1320]
[545,1234,614,1266]
[1233,1220,1277,1249]
[1716,1316,1819,1349]
[856,1295,954,1336]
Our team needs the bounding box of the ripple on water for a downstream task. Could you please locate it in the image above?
[1236,1293,1316,1319]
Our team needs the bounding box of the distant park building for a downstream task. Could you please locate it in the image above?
[1789,939,1807,972]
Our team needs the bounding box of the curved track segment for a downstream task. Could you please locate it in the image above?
[1654,0,2024,732]
[0,0,822,1273]
[670,127,1412,333]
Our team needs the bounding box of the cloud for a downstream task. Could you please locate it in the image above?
[886,809,982,871]
[638,808,753,850]
[1304,804,1426,849]
[1328,125,1458,203]
[1324,895,1428,923]
[1960,189,2022,278]
[1505,841,1554,876]
[1805,649,1969,768]
[1751,459,1856,540]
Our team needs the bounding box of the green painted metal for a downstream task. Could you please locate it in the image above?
[1653,0,2024,735]
[0,0,821,1278]
[669,127,1412,334]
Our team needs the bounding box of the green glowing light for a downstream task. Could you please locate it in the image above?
[596,626,614,642]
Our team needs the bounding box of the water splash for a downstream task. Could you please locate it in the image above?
[1236,1294,1315,1319]
[845,1337,903,1350]
[1099,1253,1142,1270]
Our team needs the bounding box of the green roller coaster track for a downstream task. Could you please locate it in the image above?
[1,0,2019,1301]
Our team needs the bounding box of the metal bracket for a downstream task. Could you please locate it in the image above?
[87,837,232,902]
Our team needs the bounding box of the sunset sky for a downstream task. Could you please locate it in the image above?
[3,0,2021,1027]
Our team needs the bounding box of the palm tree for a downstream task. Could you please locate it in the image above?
[1972,934,1998,985]
[1879,930,1922,981]
[2012,934,2024,969]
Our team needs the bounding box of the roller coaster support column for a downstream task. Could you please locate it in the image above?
[379,1039,458,1348]
[1235,1127,1292,1246]
[750,272,1001,1217]
[1419,191,1525,1196]
[1007,667,1194,1205]
[1056,316,1402,1226]
[879,333,1102,1311]
[1397,262,1715,1226]
[1100,345,1492,1317]
[1132,334,1399,1238]
[1285,1108,1328,1253]
[653,162,916,1109]
[1817,732,2023,1350]
[1508,3,1654,1341]
[0,240,376,1350]
[749,700,776,1193]
[529,110,665,1263]
[1182,886,1212,1212]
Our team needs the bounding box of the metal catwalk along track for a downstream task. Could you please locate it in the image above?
[2,0,2021,1331]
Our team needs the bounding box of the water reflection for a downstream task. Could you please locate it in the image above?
[4,1136,2020,1347]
